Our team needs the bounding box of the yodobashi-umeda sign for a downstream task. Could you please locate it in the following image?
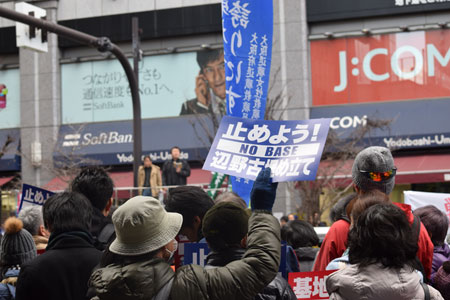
[311,29,450,106]
[203,116,330,182]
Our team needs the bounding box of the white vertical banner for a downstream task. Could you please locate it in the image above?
[404,190,450,219]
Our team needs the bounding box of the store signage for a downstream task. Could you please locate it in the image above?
[54,116,213,166]
[307,0,450,22]
[310,98,450,150]
[311,29,450,106]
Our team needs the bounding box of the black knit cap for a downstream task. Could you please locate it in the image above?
[202,202,249,250]
[1,217,37,267]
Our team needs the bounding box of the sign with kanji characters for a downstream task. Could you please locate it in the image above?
[203,116,331,182]
[61,51,200,124]
[183,242,290,277]
[222,0,273,119]
[183,243,211,267]
[288,270,335,300]
[222,0,274,203]
[19,184,54,211]
[404,190,450,228]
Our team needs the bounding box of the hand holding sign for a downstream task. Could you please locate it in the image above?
[251,168,277,212]
[203,116,331,182]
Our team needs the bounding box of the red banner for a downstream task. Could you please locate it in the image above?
[288,270,336,300]
[311,29,450,106]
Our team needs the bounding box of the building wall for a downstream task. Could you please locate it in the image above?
[1,0,317,214]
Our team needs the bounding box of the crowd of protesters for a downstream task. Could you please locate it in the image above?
[0,145,449,299]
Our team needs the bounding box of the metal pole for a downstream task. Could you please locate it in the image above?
[131,17,142,190]
[0,6,142,187]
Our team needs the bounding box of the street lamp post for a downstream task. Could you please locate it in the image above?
[0,5,142,188]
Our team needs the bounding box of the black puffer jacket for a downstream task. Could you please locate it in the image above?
[91,208,115,251]
[205,248,296,300]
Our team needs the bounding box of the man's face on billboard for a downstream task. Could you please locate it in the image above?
[203,54,225,99]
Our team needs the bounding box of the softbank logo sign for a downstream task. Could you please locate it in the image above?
[311,29,450,106]
[62,132,133,147]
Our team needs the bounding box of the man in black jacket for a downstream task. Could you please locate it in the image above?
[71,167,115,250]
[165,186,214,242]
[202,201,297,300]
[162,146,191,186]
[16,192,102,300]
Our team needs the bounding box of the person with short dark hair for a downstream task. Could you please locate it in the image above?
[202,202,296,300]
[180,49,225,115]
[326,190,390,271]
[414,205,450,282]
[18,206,49,251]
[165,185,214,242]
[138,155,162,197]
[71,167,115,250]
[280,215,289,227]
[16,192,102,300]
[214,191,247,209]
[162,147,190,187]
[326,203,443,300]
[281,220,319,272]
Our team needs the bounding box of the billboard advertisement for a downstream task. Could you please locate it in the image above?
[61,49,226,124]
[307,0,450,23]
[311,29,450,106]
[0,69,20,129]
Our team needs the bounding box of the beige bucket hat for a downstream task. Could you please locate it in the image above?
[109,196,182,256]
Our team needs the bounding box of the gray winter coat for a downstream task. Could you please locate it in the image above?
[326,263,444,300]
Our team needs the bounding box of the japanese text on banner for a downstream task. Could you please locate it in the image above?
[203,116,331,182]
[223,0,273,118]
[222,0,274,202]
[288,271,335,300]
[19,184,54,211]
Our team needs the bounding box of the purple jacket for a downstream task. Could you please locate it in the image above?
[432,244,450,282]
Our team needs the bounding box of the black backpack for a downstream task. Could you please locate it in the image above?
[93,223,115,251]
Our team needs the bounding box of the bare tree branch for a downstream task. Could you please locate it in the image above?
[294,117,393,224]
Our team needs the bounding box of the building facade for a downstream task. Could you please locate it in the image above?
[0,0,449,217]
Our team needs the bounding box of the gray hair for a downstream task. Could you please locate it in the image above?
[18,206,44,236]
[214,192,247,209]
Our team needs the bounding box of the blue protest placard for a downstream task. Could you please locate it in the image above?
[222,0,274,203]
[183,242,290,278]
[222,0,273,118]
[203,116,331,182]
[183,243,211,267]
[19,184,54,211]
